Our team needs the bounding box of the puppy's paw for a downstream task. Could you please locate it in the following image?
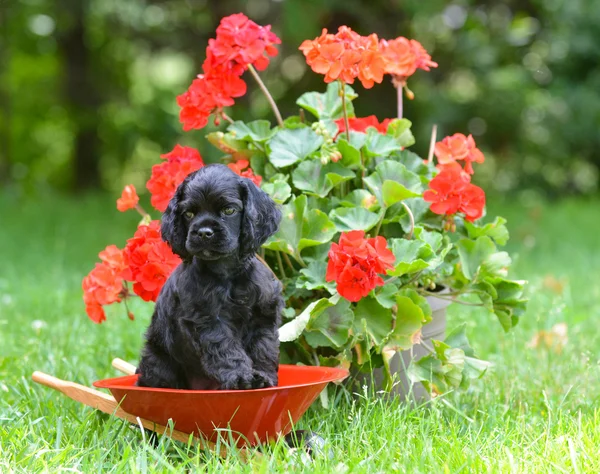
[251,370,277,389]
[221,370,254,390]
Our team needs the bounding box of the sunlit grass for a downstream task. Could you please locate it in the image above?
[1,193,599,472]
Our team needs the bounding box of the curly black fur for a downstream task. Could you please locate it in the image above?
[136,164,283,390]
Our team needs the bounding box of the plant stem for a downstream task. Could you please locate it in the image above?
[294,252,307,268]
[396,80,403,119]
[220,111,235,125]
[275,251,286,279]
[360,150,366,186]
[373,209,386,237]
[427,124,437,164]
[134,204,150,219]
[282,252,295,272]
[419,291,485,307]
[340,80,351,142]
[401,202,415,239]
[247,64,283,127]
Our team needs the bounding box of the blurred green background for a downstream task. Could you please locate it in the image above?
[1,0,599,198]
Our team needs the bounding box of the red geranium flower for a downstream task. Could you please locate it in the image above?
[423,162,485,222]
[177,14,279,131]
[227,159,263,187]
[336,265,375,302]
[459,183,486,222]
[116,185,139,212]
[326,230,395,302]
[334,115,392,135]
[211,13,280,71]
[146,145,205,212]
[98,245,127,272]
[122,221,181,302]
[82,263,123,324]
[434,133,485,175]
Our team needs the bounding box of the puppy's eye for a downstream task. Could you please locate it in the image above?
[222,207,236,216]
[184,211,195,220]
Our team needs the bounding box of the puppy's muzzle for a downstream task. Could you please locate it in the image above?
[196,227,214,240]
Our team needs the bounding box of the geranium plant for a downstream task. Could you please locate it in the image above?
[83,14,527,395]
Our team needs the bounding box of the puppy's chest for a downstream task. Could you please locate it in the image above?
[183,278,257,315]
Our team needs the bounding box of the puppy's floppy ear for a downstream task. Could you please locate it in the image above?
[239,178,282,256]
[161,176,193,260]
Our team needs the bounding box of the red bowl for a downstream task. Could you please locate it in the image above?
[93,364,348,446]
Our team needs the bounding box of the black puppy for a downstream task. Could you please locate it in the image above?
[137,164,283,390]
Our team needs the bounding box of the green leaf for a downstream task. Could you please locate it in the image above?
[347,131,368,150]
[296,82,357,120]
[268,128,324,167]
[383,295,425,350]
[335,189,378,210]
[407,355,449,394]
[487,277,528,331]
[354,296,393,347]
[387,238,433,277]
[292,160,355,198]
[264,195,336,257]
[481,251,512,277]
[364,161,422,208]
[206,131,248,154]
[444,324,475,357]
[297,260,335,293]
[228,120,275,142]
[261,180,292,204]
[336,138,362,169]
[305,298,354,348]
[385,118,415,148]
[456,236,497,280]
[464,217,509,246]
[278,295,339,342]
[329,207,381,232]
[397,288,432,321]
[382,180,421,206]
[375,284,399,309]
[282,116,307,129]
[363,128,402,158]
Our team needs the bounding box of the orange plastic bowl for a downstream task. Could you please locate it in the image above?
[93,364,348,446]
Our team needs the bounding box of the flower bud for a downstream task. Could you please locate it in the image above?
[320,155,329,165]
[330,151,342,163]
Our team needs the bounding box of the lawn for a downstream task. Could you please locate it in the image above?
[1,192,600,472]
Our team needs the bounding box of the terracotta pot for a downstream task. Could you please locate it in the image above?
[355,289,451,401]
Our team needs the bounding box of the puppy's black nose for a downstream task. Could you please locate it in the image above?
[197,227,214,240]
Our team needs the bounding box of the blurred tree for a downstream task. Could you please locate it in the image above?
[1,0,598,196]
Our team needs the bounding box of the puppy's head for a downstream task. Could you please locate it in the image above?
[161,164,281,261]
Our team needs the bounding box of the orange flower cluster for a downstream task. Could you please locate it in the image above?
[146,145,205,212]
[299,27,385,88]
[82,245,127,323]
[82,222,182,323]
[380,37,437,79]
[300,28,436,90]
[434,133,485,175]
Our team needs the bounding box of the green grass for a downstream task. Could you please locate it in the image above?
[1,192,600,472]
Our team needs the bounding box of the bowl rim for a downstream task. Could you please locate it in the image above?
[93,363,349,395]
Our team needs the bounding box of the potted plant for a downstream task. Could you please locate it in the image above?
[82,13,527,398]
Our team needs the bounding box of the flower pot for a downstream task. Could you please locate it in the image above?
[355,290,451,401]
